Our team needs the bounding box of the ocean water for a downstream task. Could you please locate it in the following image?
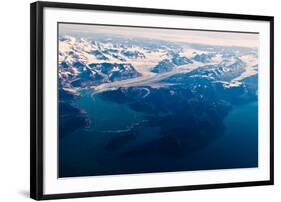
[180,101,258,170]
[59,90,258,177]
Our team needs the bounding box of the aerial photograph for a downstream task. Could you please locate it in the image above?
[58,23,259,178]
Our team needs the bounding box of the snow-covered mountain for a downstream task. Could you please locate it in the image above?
[151,59,175,73]
[58,35,258,93]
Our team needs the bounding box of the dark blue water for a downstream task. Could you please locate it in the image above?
[180,101,258,170]
[59,90,258,177]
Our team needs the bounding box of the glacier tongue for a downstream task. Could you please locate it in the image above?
[58,35,258,94]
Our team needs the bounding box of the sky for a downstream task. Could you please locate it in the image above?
[59,23,259,48]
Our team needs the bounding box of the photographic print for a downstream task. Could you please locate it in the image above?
[31,2,273,199]
[58,23,259,178]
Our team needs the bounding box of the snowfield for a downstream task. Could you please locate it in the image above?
[58,35,258,94]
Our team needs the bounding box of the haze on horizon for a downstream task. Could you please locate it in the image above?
[59,23,259,48]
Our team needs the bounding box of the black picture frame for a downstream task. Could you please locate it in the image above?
[30,1,274,200]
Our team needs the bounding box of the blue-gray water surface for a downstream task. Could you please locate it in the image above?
[59,90,258,177]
